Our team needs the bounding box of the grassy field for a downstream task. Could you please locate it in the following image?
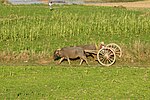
[0,4,150,65]
[0,2,150,99]
[0,66,150,99]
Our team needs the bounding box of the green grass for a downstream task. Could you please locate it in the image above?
[0,3,150,99]
[0,5,150,52]
[0,4,150,65]
[0,65,150,99]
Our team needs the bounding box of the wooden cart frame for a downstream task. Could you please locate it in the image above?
[85,43,122,66]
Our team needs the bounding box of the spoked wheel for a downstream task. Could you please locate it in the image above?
[97,47,116,66]
[106,43,122,58]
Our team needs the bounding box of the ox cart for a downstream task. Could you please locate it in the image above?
[84,43,122,66]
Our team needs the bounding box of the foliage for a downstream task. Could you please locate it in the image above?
[0,4,150,64]
[0,66,150,99]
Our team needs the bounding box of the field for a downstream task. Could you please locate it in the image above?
[0,3,150,66]
[0,1,150,99]
[87,0,150,8]
[0,66,150,99]
[83,0,145,3]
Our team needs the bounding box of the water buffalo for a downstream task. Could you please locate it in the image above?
[78,44,98,51]
[78,42,104,51]
[77,42,105,60]
[77,44,98,60]
[54,46,88,65]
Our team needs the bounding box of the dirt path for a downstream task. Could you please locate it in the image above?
[85,0,150,8]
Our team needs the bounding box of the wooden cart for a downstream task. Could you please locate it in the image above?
[84,43,122,66]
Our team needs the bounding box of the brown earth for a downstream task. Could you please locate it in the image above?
[85,0,150,8]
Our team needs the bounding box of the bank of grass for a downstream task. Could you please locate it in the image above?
[0,66,150,99]
[0,4,150,65]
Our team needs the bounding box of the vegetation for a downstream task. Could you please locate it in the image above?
[0,3,150,99]
[0,4,150,65]
[0,65,150,99]
[40,0,145,3]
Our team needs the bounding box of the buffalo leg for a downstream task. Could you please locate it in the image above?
[82,56,89,65]
[67,58,71,65]
[84,58,89,65]
[58,57,64,64]
[80,58,89,65]
[79,59,84,65]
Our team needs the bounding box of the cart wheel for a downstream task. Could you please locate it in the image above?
[97,47,116,66]
[106,43,122,58]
